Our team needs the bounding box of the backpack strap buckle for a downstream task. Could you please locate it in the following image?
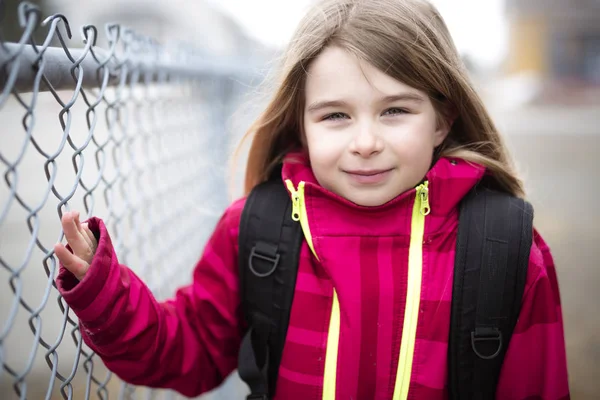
[471,327,503,360]
[249,242,280,277]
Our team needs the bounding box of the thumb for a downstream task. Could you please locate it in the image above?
[54,243,90,280]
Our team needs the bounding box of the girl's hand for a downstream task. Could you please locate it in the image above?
[53,211,98,280]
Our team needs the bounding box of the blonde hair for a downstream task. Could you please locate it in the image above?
[237,0,524,198]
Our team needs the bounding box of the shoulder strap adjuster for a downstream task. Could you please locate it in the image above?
[471,327,503,360]
[238,171,309,397]
[449,186,534,399]
[249,242,281,277]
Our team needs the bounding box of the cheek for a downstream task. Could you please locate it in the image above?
[305,127,345,164]
[305,128,345,189]
[386,125,436,155]
[384,120,436,168]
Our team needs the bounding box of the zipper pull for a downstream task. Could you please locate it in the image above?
[419,182,431,216]
[285,180,301,221]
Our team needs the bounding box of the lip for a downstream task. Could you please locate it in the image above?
[344,168,394,184]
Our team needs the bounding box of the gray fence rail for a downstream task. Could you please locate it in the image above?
[0,2,255,399]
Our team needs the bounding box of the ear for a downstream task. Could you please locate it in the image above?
[433,117,453,147]
[433,106,457,146]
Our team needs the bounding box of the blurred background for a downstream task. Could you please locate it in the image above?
[1,0,598,399]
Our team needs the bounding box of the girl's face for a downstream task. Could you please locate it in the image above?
[303,46,450,207]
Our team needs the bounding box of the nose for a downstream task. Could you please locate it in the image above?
[349,122,384,157]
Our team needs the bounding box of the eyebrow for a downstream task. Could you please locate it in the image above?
[380,93,426,104]
[306,93,426,113]
[306,100,349,113]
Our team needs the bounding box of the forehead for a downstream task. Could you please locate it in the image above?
[304,46,425,102]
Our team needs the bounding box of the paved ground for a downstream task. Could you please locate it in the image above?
[501,129,600,399]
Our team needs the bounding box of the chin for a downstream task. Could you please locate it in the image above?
[346,192,397,207]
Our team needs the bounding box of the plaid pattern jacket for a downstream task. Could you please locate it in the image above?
[57,153,570,400]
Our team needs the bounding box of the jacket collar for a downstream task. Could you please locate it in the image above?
[281,150,486,219]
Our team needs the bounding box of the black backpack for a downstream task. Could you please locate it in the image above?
[237,171,534,400]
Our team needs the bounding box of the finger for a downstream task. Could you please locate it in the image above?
[61,211,77,242]
[75,212,89,242]
[62,211,88,256]
[79,222,93,248]
[54,243,89,280]
[81,223,98,251]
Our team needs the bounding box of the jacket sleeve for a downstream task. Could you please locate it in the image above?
[56,198,246,398]
[496,229,570,400]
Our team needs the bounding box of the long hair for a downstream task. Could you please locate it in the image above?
[237,0,524,198]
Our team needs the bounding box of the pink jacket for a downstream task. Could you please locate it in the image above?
[57,154,570,399]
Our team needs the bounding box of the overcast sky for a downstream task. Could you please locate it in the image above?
[204,0,508,68]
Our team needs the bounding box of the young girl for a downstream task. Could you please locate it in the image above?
[54,0,570,399]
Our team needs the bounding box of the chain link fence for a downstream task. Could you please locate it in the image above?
[0,2,258,398]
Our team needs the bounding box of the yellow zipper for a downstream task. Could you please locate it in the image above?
[284,179,429,400]
[285,179,339,399]
[285,179,318,259]
[392,181,429,400]
[323,289,340,399]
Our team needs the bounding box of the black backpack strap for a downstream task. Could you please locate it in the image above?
[449,186,534,399]
[238,170,304,400]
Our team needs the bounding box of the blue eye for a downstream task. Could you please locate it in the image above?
[383,108,408,116]
[323,112,348,121]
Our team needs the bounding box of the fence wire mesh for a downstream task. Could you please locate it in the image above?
[0,2,256,399]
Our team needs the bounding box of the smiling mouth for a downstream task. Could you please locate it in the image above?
[344,168,394,184]
[345,169,393,176]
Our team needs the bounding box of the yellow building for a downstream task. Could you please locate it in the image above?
[505,0,600,85]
